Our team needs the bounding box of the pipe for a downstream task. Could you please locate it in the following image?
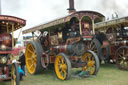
[113,40,128,46]
[67,0,76,13]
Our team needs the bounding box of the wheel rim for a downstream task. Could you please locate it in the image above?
[11,64,16,85]
[116,47,128,70]
[82,52,96,75]
[25,43,37,74]
[41,54,49,68]
[55,55,67,80]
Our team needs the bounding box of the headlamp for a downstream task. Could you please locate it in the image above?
[1,44,6,50]
[0,57,7,64]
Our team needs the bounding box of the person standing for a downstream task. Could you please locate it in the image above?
[19,51,25,75]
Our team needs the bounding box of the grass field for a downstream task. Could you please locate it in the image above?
[1,64,128,85]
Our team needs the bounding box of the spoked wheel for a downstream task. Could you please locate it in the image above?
[11,63,20,85]
[55,53,71,80]
[116,46,128,70]
[82,50,100,75]
[88,39,103,60]
[25,41,43,74]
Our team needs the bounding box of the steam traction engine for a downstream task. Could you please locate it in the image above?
[94,17,128,70]
[23,2,128,81]
[22,10,106,80]
[0,15,26,85]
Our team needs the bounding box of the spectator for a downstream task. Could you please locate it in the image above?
[18,66,25,80]
[19,51,25,75]
[13,60,25,80]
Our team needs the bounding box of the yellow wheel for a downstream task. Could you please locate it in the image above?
[11,63,20,85]
[82,50,100,75]
[55,53,71,80]
[25,41,43,74]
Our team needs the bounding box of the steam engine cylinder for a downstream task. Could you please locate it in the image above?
[51,42,86,56]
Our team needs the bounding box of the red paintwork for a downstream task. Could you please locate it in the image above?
[58,45,67,52]
[50,56,55,63]
[12,47,25,55]
[82,35,93,38]
[0,15,26,25]
[110,46,118,60]
[0,51,13,54]
[0,33,12,48]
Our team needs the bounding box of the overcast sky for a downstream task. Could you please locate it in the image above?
[1,0,128,38]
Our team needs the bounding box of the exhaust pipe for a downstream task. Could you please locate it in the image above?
[67,0,76,14]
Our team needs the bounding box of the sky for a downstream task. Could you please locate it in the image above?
[1,0,128,39]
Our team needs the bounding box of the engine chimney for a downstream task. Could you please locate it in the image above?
[67,0,76,14]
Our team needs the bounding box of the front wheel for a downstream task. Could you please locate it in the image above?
[11,63,20,85]
[82,50,100,75]
[54,53,71,80]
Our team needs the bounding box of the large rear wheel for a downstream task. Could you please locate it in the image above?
[88,39,103,60]
[116,46,128,70]
[82,50,100,75]
[11,63,20,85]
[25,41,43,74]
[55,53,71,80]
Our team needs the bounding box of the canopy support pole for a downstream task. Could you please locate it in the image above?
[79,21,82,35]
[92,20,95,34]
[12,24,14,48]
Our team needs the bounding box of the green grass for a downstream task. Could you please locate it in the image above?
[0,82,6,85]
[1,64,128,85]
